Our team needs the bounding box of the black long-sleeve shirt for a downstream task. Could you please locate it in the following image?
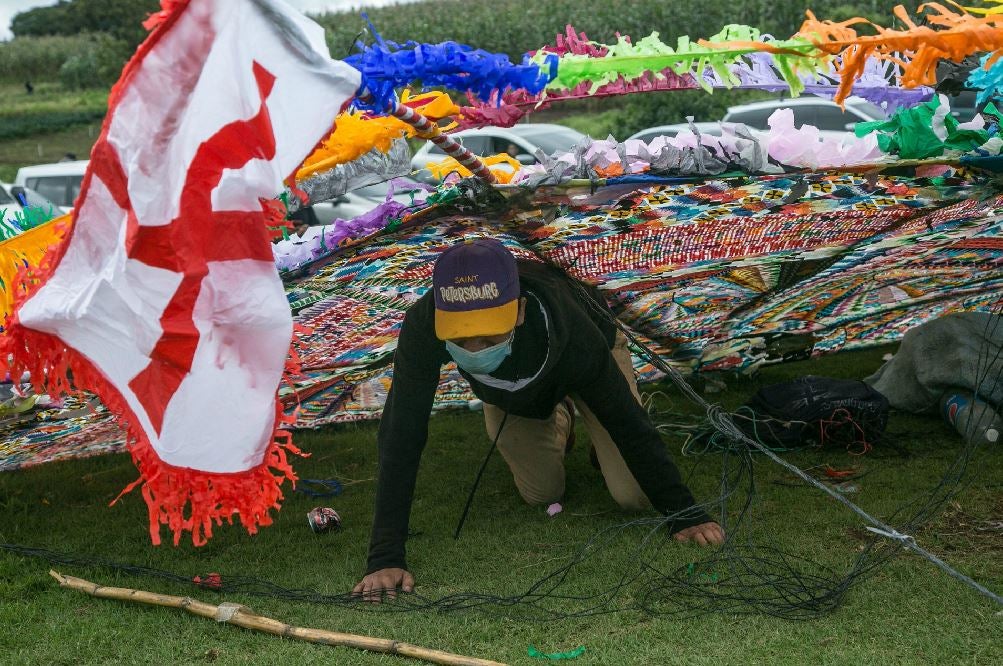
[366,261,709,574]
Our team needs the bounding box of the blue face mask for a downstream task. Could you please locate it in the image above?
[445,334,514,375]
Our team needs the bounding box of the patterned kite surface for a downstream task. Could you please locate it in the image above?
[2,167,1002,504]
[0,0,361,545]
[266,166,1003,424]
[5,0,1003,548]
[0,393,126,472]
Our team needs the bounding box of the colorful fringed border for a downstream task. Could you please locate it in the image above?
[0,216,70,325]
[1,0,305,547]
[2,241,304,546]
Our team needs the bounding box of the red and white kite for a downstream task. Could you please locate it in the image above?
[2,0,360,545]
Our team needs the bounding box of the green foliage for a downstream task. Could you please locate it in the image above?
[0,34,99,84]
[0,83,107,143]
[557,107,624,139]
[0,109,105,141]
[58,33,132,90]
[11,0,160,48]
[315,0,923,59]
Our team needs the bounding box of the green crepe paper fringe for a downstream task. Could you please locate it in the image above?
[856,96,1003,160]
[532,25,818,96]
[0,204,57,241]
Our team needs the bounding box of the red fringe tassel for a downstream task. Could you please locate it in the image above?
[2,225,305,547]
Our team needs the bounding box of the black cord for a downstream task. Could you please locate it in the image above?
[453,409,508,539]
[4,199,1001,618]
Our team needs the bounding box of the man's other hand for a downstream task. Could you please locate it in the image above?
[351,567,414,603]
[673,521,725,546]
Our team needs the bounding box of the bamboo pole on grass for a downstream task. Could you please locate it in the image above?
[50,571,507,666]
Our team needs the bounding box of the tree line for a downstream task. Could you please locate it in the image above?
[2,0,924,137]
[8,0,924,80]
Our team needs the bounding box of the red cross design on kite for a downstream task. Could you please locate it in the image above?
[88,61,279,435]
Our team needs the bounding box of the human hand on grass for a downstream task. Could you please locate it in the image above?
[672,521,725,546]
[352,567,414,603]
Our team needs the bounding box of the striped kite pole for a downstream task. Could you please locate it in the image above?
[357,90,497,184]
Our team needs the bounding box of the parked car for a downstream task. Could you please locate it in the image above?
[14,160,88,214]
[410,124,587,182]
[628,122,735,142]
[943,89,981,123]
[13,158,418,226]
[310,176,428,224]
[1,183,63,227]
[722,97,887,136]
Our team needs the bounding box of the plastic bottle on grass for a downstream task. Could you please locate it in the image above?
[940,391,1002,446]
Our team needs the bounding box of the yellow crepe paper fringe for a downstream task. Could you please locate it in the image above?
[297,90,460,180]
[426,153,521,183]
[1,215,70,325]
[702,3,1003,104]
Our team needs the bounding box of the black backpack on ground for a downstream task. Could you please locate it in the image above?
[723,376,889,452]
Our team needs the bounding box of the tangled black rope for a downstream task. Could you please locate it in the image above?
[2,253,1001,619]
[571,278,1003,609]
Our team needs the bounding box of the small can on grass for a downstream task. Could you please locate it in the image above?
[307,507,342,534]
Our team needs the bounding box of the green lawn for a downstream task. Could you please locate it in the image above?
[1,346,1000,665]
[0,82,105,182]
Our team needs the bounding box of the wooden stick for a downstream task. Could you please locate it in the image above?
[50,571,507,666]
[388,102,498,184]
[353,89,497,184]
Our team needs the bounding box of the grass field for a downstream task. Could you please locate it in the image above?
[1,347,1001,665]
[0,82,104,182]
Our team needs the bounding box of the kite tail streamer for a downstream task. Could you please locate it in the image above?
[1,241,303,548]
[3,321,304,546]
[0,217,70,326]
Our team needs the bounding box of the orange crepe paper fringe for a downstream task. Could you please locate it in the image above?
[701,3,1003,104]
[297,90,459,180]
[1,200,304,550]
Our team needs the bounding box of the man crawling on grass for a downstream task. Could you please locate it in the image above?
[353,238,724,601]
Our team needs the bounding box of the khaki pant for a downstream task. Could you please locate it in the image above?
[482,333,650,510]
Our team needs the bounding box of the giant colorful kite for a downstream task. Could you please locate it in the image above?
[2,0,1003,548]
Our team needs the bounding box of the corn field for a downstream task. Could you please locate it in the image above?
[315,0,923,58]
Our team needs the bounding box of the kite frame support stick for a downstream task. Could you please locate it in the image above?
[49,570,508,666]
[355,89,497,184]
[387,102,497,184]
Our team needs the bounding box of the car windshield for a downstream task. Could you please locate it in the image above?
[422,127,584,159]
[0,187,14,205]
[846,99,887,120]
[514,127,584,154]
[8,186,59,213]
[355,182,391,198]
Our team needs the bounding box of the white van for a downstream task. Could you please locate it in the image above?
[11,160,417,222]
[14,160,89,213]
